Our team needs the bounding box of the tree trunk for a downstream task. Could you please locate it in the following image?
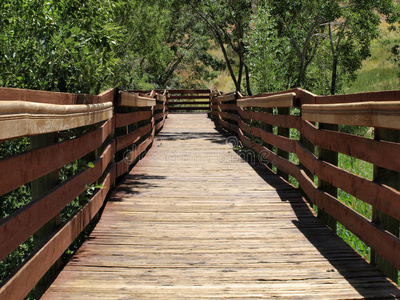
[215,34,239,91]
[330,56,338,95]
[237,56,244,92]
[245,64,252,96]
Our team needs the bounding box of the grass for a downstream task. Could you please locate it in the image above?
[343,22,400,93]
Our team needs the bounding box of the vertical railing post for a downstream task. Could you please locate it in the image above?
[30,132,60,298]
[317,123,338,232]
[298,92,316,205]
[299,129,315,205]
[371,127,400,282]
[276,107,290,180]
[260,107,273,169]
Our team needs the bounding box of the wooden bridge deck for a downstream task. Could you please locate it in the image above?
[42,114,400,299]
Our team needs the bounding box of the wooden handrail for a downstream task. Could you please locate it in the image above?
[213,88,400,282]
[1,86,400,298]
[0,101,113,140]
[237,92,296,108]
[302,101,400,129]
[118,90,156,107]
[0,86,171,299]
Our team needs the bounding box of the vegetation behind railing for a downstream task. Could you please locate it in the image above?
[0,87,168,300]
[211,88,400,284]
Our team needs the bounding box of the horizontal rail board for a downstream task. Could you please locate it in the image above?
[0,101,113,140]
[219,103,238,111]
[218,94,236,102]
[118,91,155,108]
[316,90,400,104]
[154,112,164,122]
[168,95,210,100]
[168,101,210,106]
[155,116,166,132]
[237,116,400,221]
[220,112,240,123]
[168,107,209,111]
[238,93,296,108]
[0,119,113,196]
[301,120,400,173]
[0,88,116,105]
[0,166,116,300]
[166,89,211,94]
[302,101,400,129]
[115,110,152,128]
[295,142,400,221]
[0,141,115,262]
[238,118,297,154]
[116,130,154,177]
[155,103,165,111]
[116,123,152,152]
[238,107,301,130]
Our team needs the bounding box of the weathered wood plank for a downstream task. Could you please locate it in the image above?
[0,142,115,262]
[302,101,400,129]
[118,91,156,108]
[0,101,113,140]
[238,92,296,108]
[0,87,116,105]
[0,166,115,300]
[115,111,152,128]
[166,89,211,94]
[300,120,400,173]
[168,95,210,100]
[237,106,301,130]
[315,90,400,104]
[42,114,400,299]
[168,101,210,106]
[167,106,209,111]
[217,93,236,102]
[116,123,152,152]
[0,119,113,196]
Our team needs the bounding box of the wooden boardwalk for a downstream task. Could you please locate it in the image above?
[42,114,400,299]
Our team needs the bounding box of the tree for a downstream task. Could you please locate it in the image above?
[321,0,399,95]
[0,0,123,94]
[186,0,255,94]
[247,0,400,95]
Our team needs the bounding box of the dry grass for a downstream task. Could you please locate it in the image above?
[343,21,400,94]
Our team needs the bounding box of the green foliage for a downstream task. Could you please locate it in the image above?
[0,139,33,288]
[246,0,400,95]
[0,0,218,93]
[0,138,31,219]
[186,0,254,93]
[0,0,122,93]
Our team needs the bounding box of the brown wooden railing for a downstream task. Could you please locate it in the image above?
[211,88,400,283]
[1,86,400,299]
[0,87,167,299]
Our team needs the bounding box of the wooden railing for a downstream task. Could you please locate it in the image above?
[1,85,399,298]
[0,87,167,299]
[211,88,400,283]
[167,89,212,112]
[130,89,213,112]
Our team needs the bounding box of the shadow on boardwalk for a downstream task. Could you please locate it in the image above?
[214,119,400,299]
[42,114,400,299]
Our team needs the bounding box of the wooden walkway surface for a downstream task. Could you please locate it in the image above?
[42,114,400,299]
